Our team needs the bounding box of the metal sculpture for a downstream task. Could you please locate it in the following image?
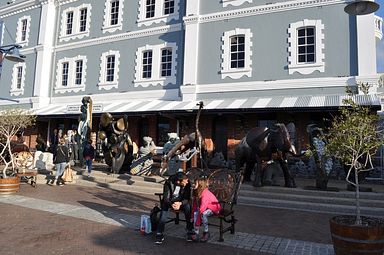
[160,101,205,174]
[78,96,93,166]
[235,123,300,187]
[98,112,137,174]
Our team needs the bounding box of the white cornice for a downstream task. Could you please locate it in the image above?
[184,0,345,25]
[55,24,182,52]
[0,1,41,18]
[193,77,357,94]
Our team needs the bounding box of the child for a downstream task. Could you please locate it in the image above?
[191,176,221,242]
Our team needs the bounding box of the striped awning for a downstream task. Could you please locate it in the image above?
[32,94,380,116]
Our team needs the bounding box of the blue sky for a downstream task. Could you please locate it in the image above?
[377,0,384,72]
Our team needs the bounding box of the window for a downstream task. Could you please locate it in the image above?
[221,28,252,79]
[103,0,124,33]
[10,62,26,96]
[75,60,83,85]
[79,8,87,32]
[110,0,119,25]
[55,56,87,93]
[164,0,174,15]
[146,0,156,18]
[137,0,180,27]
[134,43,177,87]
[60,4,92,42]
[288,19,325,75]
[98,50,120,90]
[230,35,245,68]
[62,62,69,86]
[106,55,115,82]
[21,19,27,41]
[161,48,172,77]
[16,66,23,89]
[15,16,31,46]
[222,0,252,7]
[66,11,74,35]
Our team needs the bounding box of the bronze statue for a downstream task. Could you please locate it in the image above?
[98,112,137,174]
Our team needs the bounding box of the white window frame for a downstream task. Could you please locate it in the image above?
[55,56,87,94]
[288,19,325,75]
[102,0,125,33]
[60,4,92,42]
[98,50,120,90]
[137,0,179,27]
[134,43,177,87]
[222,0,252,7]
[10,62,26,96]
[15,16,31,47]
[221,28,252,79]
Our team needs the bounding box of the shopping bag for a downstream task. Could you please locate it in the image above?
[62,165,73,182]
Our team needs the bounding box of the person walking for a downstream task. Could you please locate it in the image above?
[83,139,95,177]
[155,172,194,244]
[49,138,69,186]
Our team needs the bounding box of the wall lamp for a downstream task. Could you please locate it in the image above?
[344,0,380,15]
[0,44,26,63]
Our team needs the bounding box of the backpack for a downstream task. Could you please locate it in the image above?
[150,205,161,232]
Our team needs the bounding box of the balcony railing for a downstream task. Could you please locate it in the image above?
[375,15,383,41]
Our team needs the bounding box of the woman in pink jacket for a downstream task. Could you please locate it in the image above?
[191,176,221,242]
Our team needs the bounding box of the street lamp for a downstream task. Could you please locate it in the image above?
[0,44,25,63]
[344,0,380,15]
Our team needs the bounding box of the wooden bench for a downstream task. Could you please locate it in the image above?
[155,168,242,242]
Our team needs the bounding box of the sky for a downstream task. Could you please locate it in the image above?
[377,0,384,73]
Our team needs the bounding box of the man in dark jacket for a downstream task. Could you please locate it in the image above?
[155,172,193,244]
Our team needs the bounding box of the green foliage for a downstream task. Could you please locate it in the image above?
[325,98,383,169]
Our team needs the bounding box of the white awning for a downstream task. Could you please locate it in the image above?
[32,94,380,116]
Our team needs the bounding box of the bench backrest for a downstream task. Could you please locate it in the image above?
[208,169,242,207]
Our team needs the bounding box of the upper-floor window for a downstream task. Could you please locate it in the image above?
[75,60,83,85]
[55,56,87,93]
[137,0,179,27]
[98,50,120,90]
[164,0,174,15]
[221,28,252,79]
[62,62,69,86]
[103,0,124,33]
[15,16,31,46]
[161,48,172,77]
[66,12,74,35]
[146,0,156,18]
[79,8,88,32]
[222,0,252,7]
[142,50,153,78]
[288,19,325,75]
[134,43,178,87]
[60,4,92,42]
[10,62,26,96]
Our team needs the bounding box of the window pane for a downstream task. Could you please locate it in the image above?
[297,26,316,64]
[62,62,69,86]
[298,28,305,36]
[229,35,245,69]
[106,55,115,82]
[307,36,314,44]
[146,0,155,18]
[142,50,152,78]
[66,12,73,35]
[307,28,314,36]
[298,55,305,63]
[298,37,305,45]
[16,66,23,89]
[161,48,172,77]
[164,0,174,15]
[21,19,27,41]
[307,54,315,62]
[75,60,83,85]
[298,46,305,54]
[80,8,87,32]
[111,0,119,25]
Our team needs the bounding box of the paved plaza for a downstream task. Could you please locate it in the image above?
[0,175,343,255]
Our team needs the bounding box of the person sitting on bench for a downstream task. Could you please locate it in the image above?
[155,172,194,244]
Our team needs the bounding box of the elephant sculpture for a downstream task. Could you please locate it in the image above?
[235,123,300,187]
[98,112,137,174]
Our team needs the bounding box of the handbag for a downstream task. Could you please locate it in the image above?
[62,165,73,182]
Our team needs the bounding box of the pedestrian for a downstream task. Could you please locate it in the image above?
[83,139,95,177]
[72,129,80,164]
[49,128,59,154]
[35,134,47,152]
[190,176,221,242]
[155,172,194,244]
[49,138,69,186]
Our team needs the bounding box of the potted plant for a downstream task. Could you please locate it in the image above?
[324,90,384,255]
[0,108,35,194]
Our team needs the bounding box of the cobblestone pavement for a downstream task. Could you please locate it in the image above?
[0,183,335,255]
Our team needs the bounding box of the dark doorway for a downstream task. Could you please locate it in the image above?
[213,115,228,159]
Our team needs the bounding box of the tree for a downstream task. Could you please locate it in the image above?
[0,108,36,178]
[325,97,384,225]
